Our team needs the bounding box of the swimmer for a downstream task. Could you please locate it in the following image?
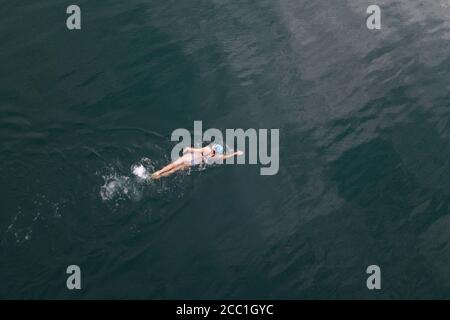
[151,144,243,179]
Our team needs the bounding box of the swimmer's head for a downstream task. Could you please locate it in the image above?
[212,144,224,155]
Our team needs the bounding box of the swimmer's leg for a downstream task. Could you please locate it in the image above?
[152,163,176,177]
[151,159,184,178]
[158,163,190,177]
[152,155,193,178]
[151,159,189,179]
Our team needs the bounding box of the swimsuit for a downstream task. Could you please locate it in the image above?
[187,151,214,166]
[181,152,210,166]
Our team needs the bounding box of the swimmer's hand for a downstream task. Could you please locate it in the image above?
[220,150,244,160]
[183,147,192,154]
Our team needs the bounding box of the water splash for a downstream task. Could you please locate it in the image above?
[132,164,149,179]
[100,172,143,202]
[99,158,156,202]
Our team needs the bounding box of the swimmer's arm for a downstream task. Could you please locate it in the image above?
[219,150,243,160]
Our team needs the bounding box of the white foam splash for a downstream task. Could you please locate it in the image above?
[132,164,149,179]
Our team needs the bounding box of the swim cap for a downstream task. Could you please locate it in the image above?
[213,144,224,154]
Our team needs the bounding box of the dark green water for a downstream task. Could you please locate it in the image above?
[1,0,450,299]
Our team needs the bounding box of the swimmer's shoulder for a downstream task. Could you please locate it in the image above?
[203,145,212,152]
